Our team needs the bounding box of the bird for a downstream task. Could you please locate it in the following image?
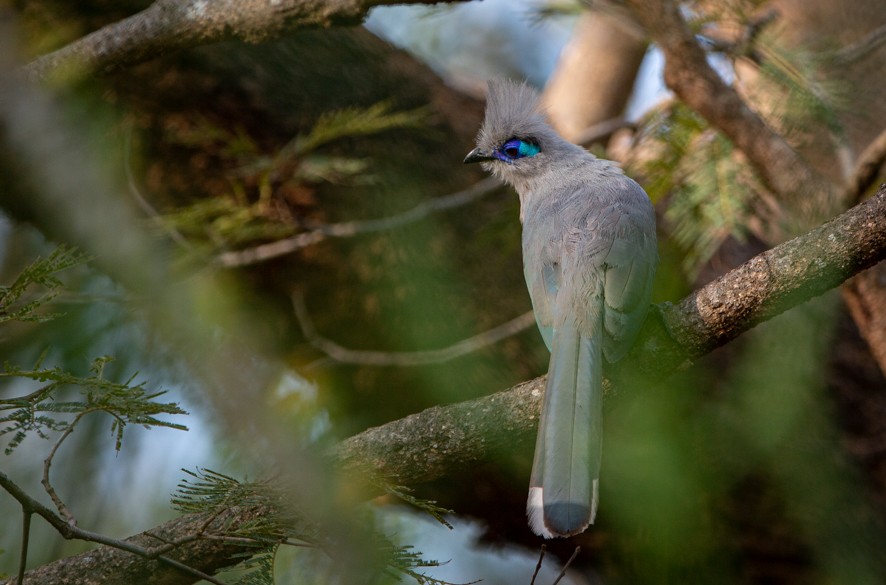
[464,79,658,538]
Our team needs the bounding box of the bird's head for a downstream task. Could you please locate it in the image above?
[464,79,572,187]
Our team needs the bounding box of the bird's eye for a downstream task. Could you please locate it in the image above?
[500,138,540,161]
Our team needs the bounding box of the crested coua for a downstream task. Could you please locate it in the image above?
[465,80,657,538]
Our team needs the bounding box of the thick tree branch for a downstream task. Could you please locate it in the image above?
[0,472,269,585]
[620,0,834,203]
[6,185,884,584]
[653,184,886,363]
[24,0,468,81]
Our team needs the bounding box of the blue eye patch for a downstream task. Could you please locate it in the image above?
[495,138,541,163]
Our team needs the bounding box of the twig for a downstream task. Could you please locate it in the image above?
[622,0,832,203]
[292,291,536,367]
[123,124,194,250]
[530,544,546,585]
[552,546,580,585]
[698,9,779,64]
[0,470,228,584]
[844,127,886,206]
[16,511,30,585]
[574,118,634,149]
[41,412,87,525]
[833,23,886,65]
[216,177,501,267]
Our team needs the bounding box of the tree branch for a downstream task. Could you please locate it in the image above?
[292,291,536,368]
[846,127,886,206]
[654,184,886,361]
[215,177,501,267]
[620,0,834,203]
[0,471,232,585]
[24,0,470,81]
[4,183,886,584]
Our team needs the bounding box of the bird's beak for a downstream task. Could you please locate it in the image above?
[464,148,495,164]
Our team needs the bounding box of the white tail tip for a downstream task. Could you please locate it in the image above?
[527,487,554,538]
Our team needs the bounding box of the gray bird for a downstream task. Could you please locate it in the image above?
[464,80,657,538]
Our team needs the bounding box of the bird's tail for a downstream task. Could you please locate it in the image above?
[527,319,602,538]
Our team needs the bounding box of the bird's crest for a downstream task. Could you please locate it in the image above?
[477,79,551,151]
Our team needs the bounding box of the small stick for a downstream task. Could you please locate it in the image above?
[552,546,581,585]
[529,544,546,585]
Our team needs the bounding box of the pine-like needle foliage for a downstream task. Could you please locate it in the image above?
[233,551,277,585]
[171,468,470,585]
[159,101,427,252]
[375,479,454,530]
[0,355,188,455]
[637,105,754,277]
[637,5,850,276]
[288,101,427,157]
[0,245,87,324]
[664,130,752,276]
[0,246,187,454]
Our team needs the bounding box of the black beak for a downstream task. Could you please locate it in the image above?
[464,148,495,164]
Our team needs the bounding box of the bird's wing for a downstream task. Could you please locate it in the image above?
[523,262,554,350]
[598,184,658,363]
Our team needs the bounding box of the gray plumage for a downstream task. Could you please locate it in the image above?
[465,80,657,538]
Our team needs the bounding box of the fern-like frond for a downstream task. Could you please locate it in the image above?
[233,551,276,585]
[378,481,454,529]
[0,245,88,324]
[290,101,427,156]
[0,356,187,454]
[172,468,269,515]
[383,540,479,585]
[665,131,753,276]
[172,468,475,585]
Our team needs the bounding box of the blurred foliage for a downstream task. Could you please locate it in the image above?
[753,41,845,138]
[171,468,466,585]
[158,102,427,253]
[634,104,755,277]
[532,0,584,20]
[635,1,851,276]
[0,246,187,456]
[0,246,87,324]
[663,130,752,277]
[0,355,187,455]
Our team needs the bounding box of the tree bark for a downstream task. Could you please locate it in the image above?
[0,506,271,585]
[22,0,471,81]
